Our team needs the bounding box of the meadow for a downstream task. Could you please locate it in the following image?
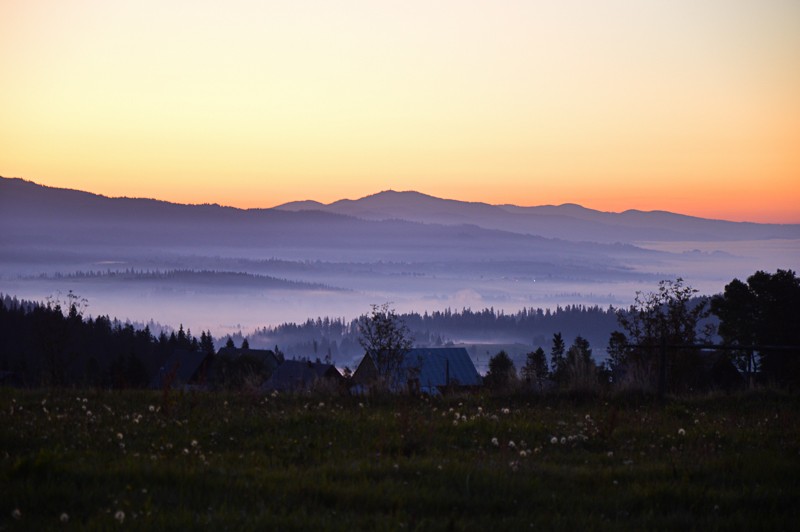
[2,388,798,530]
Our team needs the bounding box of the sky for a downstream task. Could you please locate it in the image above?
[1,0,799,223]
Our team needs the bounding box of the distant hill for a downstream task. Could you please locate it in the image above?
[276,189,800,243]
[0,177,653,268]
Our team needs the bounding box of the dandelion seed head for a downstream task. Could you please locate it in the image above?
[11,509,21,520]
[115,510,125,523]
[60,513,69,523]
[560,437,566,445]
[508,440,516,449]
[491,437,499,446]
[550,437,558,444]
[678,428,686,436]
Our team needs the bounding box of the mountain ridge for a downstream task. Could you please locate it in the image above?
[3,176,799,244]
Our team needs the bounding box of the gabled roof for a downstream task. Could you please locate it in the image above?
[262,359,342,392]
[215,347,280,371]
[150,349,211,389]
[354,347,481,394]
[401,348,482,392]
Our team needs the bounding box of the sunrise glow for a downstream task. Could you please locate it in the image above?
[1,0,798,222]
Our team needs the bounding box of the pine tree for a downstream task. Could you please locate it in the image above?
[550,333,566,384]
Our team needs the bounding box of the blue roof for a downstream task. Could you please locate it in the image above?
[398,348,481,393]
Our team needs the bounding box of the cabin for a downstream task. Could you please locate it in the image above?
[209,347,281,389]
[261,359,344,393]
[352,347,482,395]
[150,349,213,390]
[215,347,280,371]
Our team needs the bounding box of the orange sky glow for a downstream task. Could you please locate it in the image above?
[1,0,799,223]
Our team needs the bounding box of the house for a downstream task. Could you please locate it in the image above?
[261,359,344,392]
[149,349,213,390]
[210,347,281,389]
[215,347,280,371]
[352,347,482,395]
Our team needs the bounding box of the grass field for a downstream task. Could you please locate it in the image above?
[2,388,799,530]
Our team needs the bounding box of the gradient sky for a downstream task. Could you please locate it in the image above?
[1,0,799,223]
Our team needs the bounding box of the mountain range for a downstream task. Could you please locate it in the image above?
[3,177,797,250]
[276,189,799,243]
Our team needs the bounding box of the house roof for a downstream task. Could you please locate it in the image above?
[150,349,211,389]
[355,347,481,393]
[215,347,280,371]
[401,348,482,392]
[261,359,342,392]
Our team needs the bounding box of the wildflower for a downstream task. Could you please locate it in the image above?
[148,405,155,412]
[115,510,125,523]
[550,437,558,445]
[678,428,686,436]
[60,513,69,523]
[508,440,516,449]
[11,509,21,520]
[116,433,123,440]
[477,406,483,413]
[501,408,510,415]
[86,410,92,416]
[491,437,499,446]
[191,439,198,447]
[560,437,566,445]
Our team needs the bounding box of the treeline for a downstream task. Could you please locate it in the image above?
[250,305,621,362]
[0,293,214,388]
[26,269,338,290]
[483,271,800,393]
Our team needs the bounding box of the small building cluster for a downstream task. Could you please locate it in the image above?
[149,345,483,395]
